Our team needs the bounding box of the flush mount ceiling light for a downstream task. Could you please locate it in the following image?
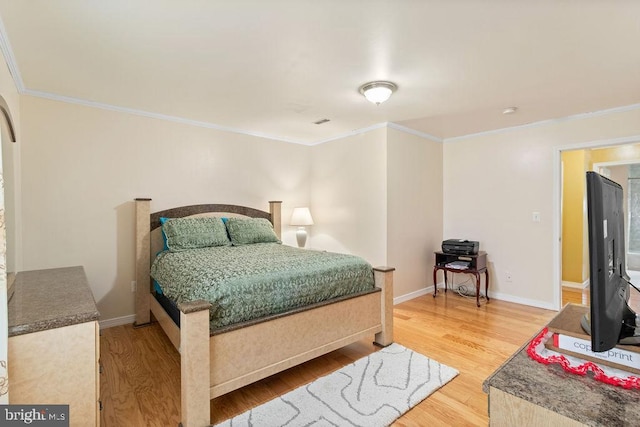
[359,81,397,105]
[502,107,518,115]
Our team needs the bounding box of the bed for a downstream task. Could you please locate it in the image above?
[134,199,394,427]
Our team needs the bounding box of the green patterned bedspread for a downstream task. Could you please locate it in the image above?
[150,243,375,330]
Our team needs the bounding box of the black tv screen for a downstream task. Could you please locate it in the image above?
[583,171,637,352]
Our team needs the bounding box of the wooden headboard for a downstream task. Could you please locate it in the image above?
[133,198,282,326]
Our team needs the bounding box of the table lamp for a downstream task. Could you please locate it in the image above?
[290,207,314,248]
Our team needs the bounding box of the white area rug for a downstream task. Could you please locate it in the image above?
[213,343,458,427]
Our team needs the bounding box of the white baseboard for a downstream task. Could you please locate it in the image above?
[98,285,440,328]
[393,283,558,312]
[99,314,136,330]
[562,280,589,289]
[393,286,433,305]
[98,285,557,328]
[487,291,557,311]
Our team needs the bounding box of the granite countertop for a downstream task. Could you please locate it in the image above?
[483,329,640,426]
[8,266,100,337]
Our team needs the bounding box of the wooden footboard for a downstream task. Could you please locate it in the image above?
[134,198,394,427]
[174,267,393,427]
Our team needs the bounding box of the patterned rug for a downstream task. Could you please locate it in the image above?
[213,343,458,427]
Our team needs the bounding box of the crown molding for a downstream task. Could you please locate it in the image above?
[23,88,308,145]
[387,122,442,142]
[3,12,638,148]
[308,123,389,145]
[23,87,444,147]
[15,85,640,149]
[555,134,640,152]
[309,122,443,146]
[444,102,640,143]
[0,13,24,92]
[0,13,443,147]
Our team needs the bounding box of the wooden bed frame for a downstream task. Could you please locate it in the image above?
[134,198,394,427]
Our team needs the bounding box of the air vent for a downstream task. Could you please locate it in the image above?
[313,118,330,125]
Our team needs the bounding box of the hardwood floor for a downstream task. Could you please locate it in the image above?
[100,294,559,426]
[562,285,588,306]
[562,280,640,310]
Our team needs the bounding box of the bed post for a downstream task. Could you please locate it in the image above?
[373,266,394,346]
[269,200,282,239]
[178,300,212,427]
[134,198,152,327]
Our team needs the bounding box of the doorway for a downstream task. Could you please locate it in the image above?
[559,143,640,307]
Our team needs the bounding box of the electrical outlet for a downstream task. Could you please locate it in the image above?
[505,271,513,282]
[131,281,137,292]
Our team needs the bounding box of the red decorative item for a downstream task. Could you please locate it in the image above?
[527,327,640,389]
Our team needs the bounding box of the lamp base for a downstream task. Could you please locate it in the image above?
[296,227,308,248]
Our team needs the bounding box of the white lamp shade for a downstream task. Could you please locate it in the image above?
[359,81,397,105]
[290,207,314,226]
[363,86,393,104]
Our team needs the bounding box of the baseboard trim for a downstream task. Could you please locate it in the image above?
[98,285,438,328]
[562,280,589,289]
[99,314,136,330]
[487,291,557,311]
[98,285,557,327]
[393,285,438,305]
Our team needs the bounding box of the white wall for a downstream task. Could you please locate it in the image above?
[309,127,443,300]
[443,108,640,309]
[309,128,387,267]
[387,128,443,299]
[20,80,640,322]
[19,95,311,321]
[17,95,442,322]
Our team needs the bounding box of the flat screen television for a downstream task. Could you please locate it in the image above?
[581,171,640,352]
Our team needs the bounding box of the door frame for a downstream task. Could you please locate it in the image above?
[554,135,640,310]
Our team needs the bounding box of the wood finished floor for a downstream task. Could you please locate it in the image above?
[99,276,640,426]
[100,292,563,426]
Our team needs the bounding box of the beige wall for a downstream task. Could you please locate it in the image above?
[17,95,442,323]
[15,66,640,320]
[387,128,443,298]
[309,128,388,266]
[19,95,311,321]
[444,108,640,309]
[309,127,443,300]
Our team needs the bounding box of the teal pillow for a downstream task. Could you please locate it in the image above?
[160,217,170,250]
[225,217,280,245]
[162,217,230,251]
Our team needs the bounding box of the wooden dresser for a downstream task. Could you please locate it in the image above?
[7,266,100,427]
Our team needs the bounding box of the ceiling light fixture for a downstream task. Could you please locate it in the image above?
[502,107,518,115]
[359,81,397,105]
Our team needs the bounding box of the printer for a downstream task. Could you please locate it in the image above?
[442,239,479,255]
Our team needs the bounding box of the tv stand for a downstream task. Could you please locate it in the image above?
[580,304,640,346]
[484,307,640,426]
[433,251,489,307]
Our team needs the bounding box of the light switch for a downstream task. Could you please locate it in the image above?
[532,212,541,222]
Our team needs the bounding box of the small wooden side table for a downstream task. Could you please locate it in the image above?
[433,251,489,307]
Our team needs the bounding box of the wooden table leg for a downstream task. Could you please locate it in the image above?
[433,267,438,297]
[474,272,481,307]
[485,269,490,302]
[443,270,448,293]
